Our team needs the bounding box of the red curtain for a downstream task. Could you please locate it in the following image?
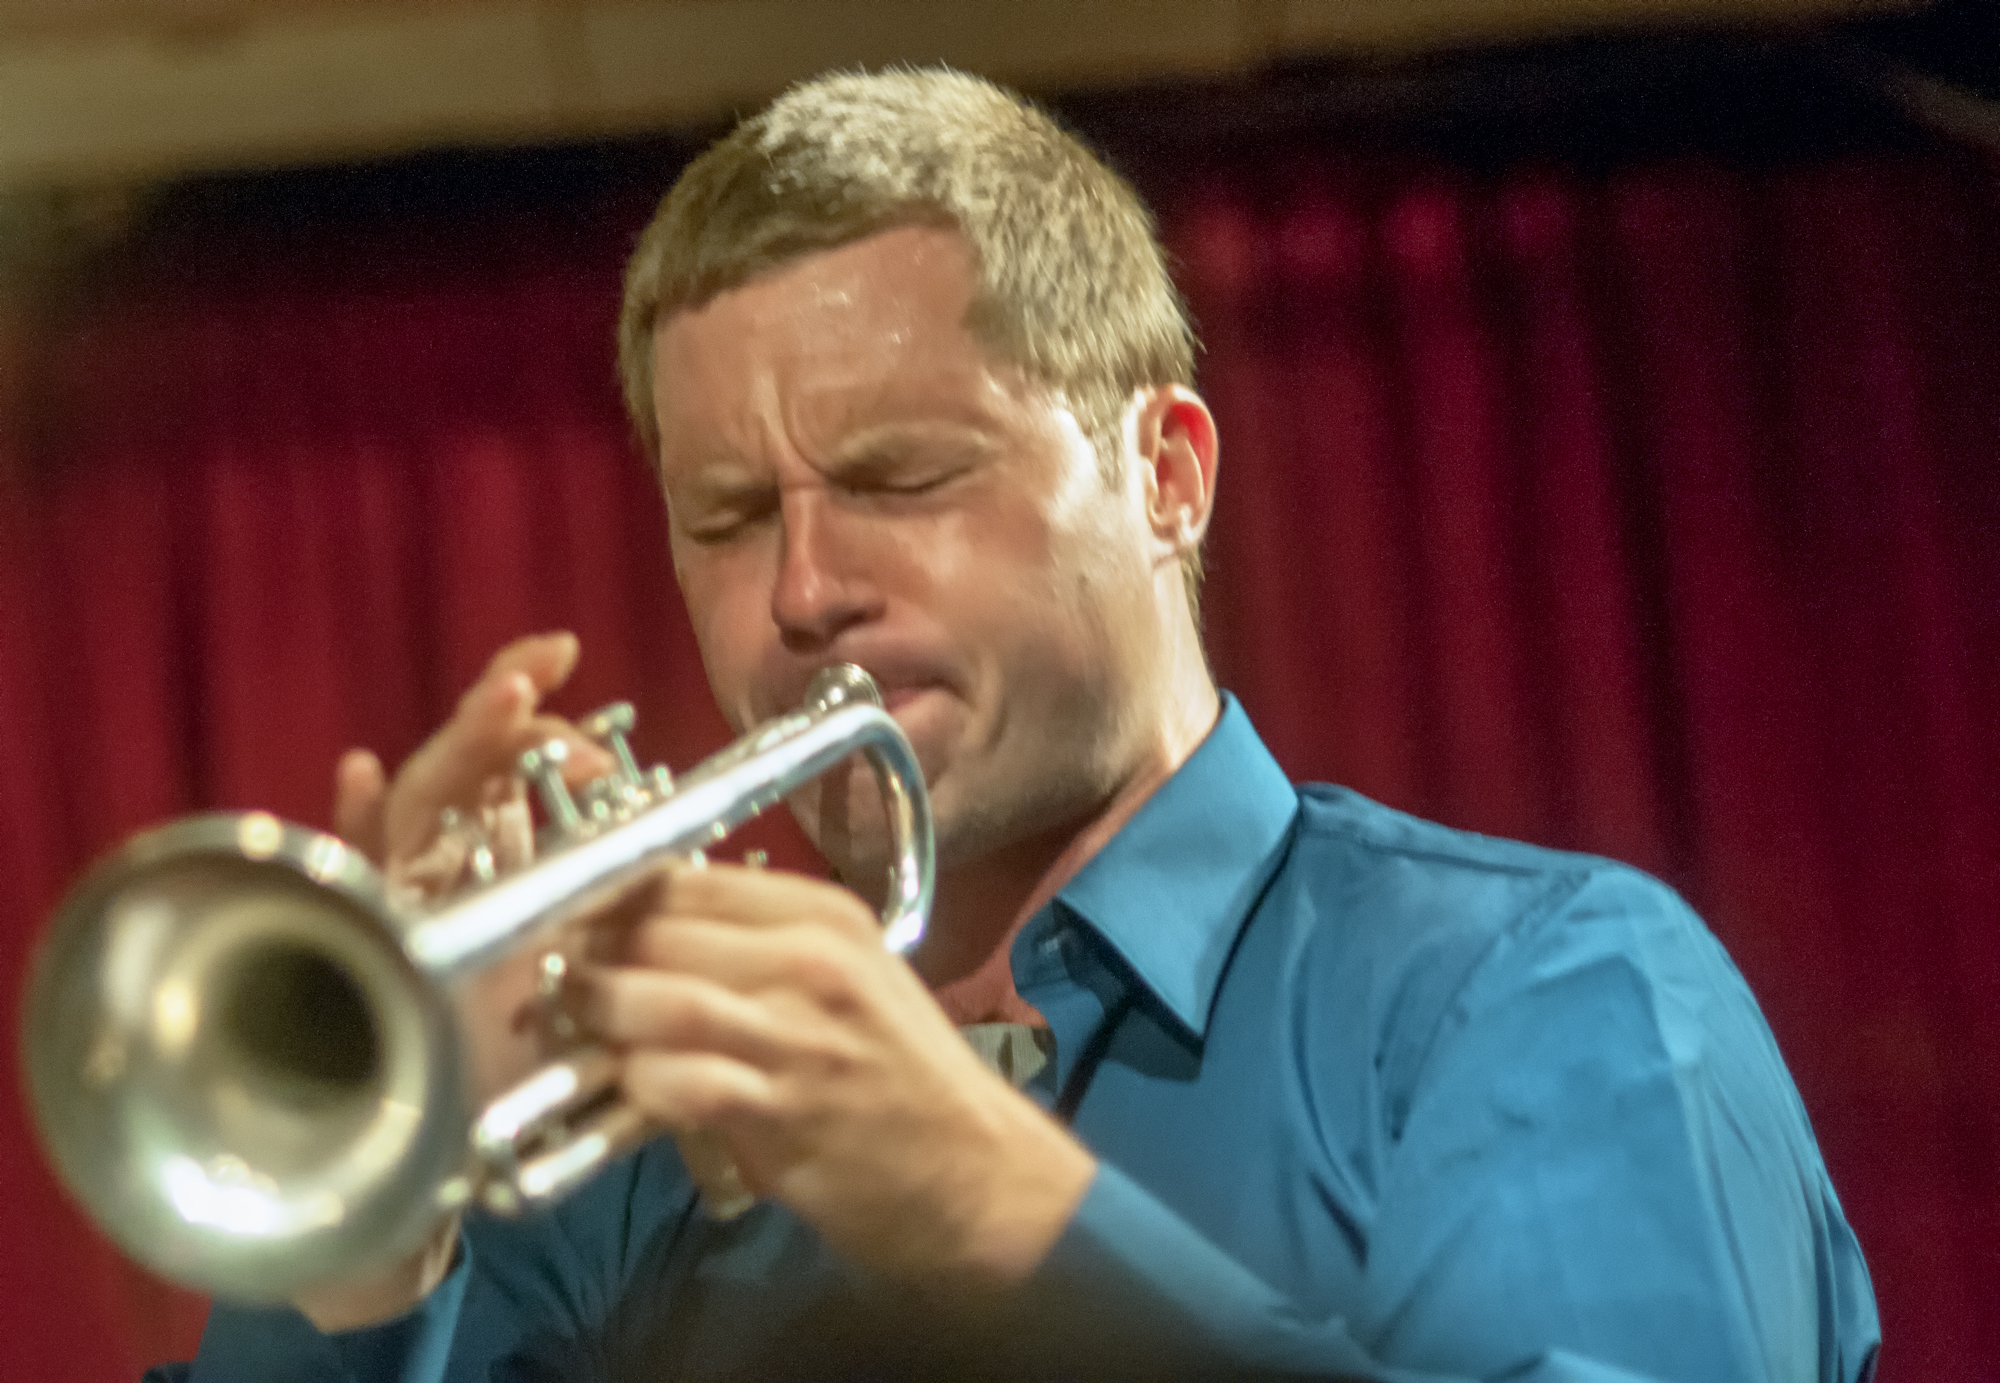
[1,143,1994,1380]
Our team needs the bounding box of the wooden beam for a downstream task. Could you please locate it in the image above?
[0,0,1924,185]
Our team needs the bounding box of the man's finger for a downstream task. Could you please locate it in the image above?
[622,1050,776,1135]
[333,749,388,863]
[650,863,880,943]
[391,631,587,853]
[465,631,582,711]
[382,689,613,863]
[578,966,791,1067]
[382,670,538,859]
[620,915,882,999]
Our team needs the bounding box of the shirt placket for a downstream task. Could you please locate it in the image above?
[1009,901,1130,1119]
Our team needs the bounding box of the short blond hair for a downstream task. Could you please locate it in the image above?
[617,67,1205,607]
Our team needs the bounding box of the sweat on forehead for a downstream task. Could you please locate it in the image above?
[647,228,1049,462]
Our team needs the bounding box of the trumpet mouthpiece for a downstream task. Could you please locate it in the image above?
[804,663,881,713]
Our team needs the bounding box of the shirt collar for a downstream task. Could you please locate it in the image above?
[1049,693,1298,1041]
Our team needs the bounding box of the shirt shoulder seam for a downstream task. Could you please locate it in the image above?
[1293,799,1630,886]
[1380,866,1603,1147]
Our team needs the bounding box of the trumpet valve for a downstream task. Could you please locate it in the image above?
[578,702,645,790]
[437,806,498,884]
[517,739,582,834]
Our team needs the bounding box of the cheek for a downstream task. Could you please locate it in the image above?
[927,506,1128,709]
[1019,516,1159,711]
[673,548,772,708]
[1007,493,1146,630]
[903,505,1042,640]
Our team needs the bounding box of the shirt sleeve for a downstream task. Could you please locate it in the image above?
[180,1243,471,1383]
[179,1142,696,1383]
[1015,1163,1670,1382]
[1358,867,1877,1382]
[1011,868,1879,1383]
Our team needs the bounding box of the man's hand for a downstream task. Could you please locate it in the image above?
[335,632,609,907]
[296,632,611,1332]
[581,862,1099,1292]
[337,632,613,1100]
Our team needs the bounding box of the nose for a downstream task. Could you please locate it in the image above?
[770,490,883,650]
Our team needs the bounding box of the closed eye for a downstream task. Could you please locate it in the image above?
[848,463,970,498]
[671,428,993,538]
[832,437,992,499]
[678,492,778,545]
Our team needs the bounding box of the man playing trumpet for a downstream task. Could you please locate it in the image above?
[181,68,1878,1382]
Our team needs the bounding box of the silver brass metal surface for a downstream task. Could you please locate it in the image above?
[19,665,932,1301]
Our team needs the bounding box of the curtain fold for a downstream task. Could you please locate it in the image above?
[0,141,1992,1379]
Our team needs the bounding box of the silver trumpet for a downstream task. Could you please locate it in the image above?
[19,664,931,1301]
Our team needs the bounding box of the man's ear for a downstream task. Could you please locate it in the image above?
[1132,385,1220,556]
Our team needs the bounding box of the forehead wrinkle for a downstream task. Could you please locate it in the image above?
[668,344,1052,508]
[764,362,992,483]
[657,226,1045,495]
[660,360,792,494]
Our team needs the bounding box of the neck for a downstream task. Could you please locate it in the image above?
[916,668,1219,1026]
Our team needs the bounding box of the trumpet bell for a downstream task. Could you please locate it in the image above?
[22,814,470,1300]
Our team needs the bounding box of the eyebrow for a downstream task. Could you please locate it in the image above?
[661,443,768,510]
[824,421,1001,477]
[668,418,1003,509]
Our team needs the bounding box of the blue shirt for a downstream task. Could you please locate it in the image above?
[174,697,1879,1382]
